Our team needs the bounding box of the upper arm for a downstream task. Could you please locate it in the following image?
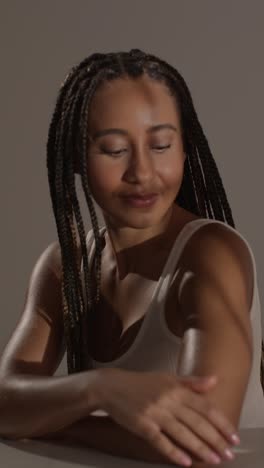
[176,224,254,429]
[0,241,67,378]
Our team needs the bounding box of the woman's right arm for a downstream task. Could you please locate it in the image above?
[0,240,105,440]
[0,368,105,440]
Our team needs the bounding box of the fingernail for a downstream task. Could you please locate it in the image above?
[224,448,235,460]
[208,453,221,464]
[181,455,192,466]
[231,433,240,445]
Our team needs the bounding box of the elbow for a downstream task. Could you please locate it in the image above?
[0,379,31,441]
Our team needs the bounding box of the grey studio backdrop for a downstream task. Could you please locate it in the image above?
[1,1,263,378]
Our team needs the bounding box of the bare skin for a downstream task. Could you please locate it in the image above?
[77,72,252,464]
[85,73,188,270]
[0,72,251,465]
[86,203,201,362]
[83,72,201,361]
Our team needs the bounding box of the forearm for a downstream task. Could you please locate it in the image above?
[36,413,171,464]
[24,368,207,467]
[0,369,103,440]
[37,413,207,466]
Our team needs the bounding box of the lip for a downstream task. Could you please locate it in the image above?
[121,194,159,207]
[121,192,158,198]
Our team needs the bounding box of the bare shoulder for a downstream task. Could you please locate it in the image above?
[179,221,254,315]
[45,240,62,279]
[188,221,253,260]
[49,237,82,279]
[0,238,81,378]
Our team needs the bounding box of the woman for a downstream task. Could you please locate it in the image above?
[0,49,263,466]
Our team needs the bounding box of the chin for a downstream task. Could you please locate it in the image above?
[104,205,171,230]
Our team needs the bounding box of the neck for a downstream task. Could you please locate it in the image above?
[104,203,181,281]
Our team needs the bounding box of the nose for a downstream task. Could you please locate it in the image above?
[124,145,155,184]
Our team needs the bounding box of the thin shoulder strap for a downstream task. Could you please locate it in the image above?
[156,218,258,312]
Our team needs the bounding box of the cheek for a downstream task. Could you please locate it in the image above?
[157,153,185,189]
[86,157,120,197]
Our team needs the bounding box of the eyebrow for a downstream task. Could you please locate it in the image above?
[90,124,178,141]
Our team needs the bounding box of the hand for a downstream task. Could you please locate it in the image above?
[99,369,239,466]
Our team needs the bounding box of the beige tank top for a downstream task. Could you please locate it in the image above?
[81,218,264,428]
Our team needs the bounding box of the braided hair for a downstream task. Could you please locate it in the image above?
[46,48,264,393]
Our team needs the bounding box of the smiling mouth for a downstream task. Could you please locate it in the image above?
[121,192,158,199]
[121,194,159,207]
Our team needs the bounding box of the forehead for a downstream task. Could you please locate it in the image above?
[87,74,180,131]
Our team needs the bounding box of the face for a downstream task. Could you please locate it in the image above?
[84,73,186,234]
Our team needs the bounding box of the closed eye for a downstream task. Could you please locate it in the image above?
[103,145,171,156]
[153,145,171,151]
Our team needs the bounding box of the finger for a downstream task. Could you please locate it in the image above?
[162,414,223,464]
[176,405,235,462]
[140,420,193,466]
[179,374,217,383]
[183,380,217,393]
[180,375,218,390]
[184,390,238,442]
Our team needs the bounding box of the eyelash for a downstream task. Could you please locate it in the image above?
[102,145,171,156]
